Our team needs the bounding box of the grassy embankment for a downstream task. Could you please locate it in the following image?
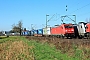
[0,36,34,60]
[0,36,90,60]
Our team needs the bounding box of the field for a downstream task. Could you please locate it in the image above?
[0,36,90,60]
[0,36,34,60]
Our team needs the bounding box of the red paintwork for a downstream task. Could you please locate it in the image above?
[51,24,74,36]
[64,25,74,34]
[86,23,90,33]
[51,26,62,35]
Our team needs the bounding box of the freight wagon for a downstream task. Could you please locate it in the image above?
[33,30,38,36]
[22,31,31,36]
[31,30,34,36]
[37,29,43,36]
[43,27,51,36]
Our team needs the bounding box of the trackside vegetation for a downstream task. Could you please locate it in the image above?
[0,36,90,60]
[0,36,34,60]
[20,37,90,60]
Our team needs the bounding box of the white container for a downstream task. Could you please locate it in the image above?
[43,27,51,35]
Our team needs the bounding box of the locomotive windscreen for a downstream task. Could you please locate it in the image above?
[65,25,73,28]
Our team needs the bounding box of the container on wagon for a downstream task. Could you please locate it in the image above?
[31,30,34,36]
[37,29,43,36]
[27,31,31,36]
[33,30,38,36]
[43,27,51,35]
[21,31,26,36]
[24,31,31,36]
[21,31,24,36]
[24,31,28,36]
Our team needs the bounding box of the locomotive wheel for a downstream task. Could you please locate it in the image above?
[57,35,60,38]
[87,33,89,39]
[67,37,69,39]
[66,37,72,39]
[60,35,63,39]
[89,33,90,39]
[78,35,83,39]
[87,33,90,39]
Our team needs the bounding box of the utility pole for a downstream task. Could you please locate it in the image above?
[46,14,49,28]
[61,5,76,24]
[73,15,76,24]
[46,14,49,37]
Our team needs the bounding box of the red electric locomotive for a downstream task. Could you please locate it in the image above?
[51,23,75,38]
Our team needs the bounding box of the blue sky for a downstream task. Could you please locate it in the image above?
[0,0,90,31]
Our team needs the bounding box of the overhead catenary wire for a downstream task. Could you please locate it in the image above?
[48,14,61,21]
[46,2,90,26]
[51,1,81,20]
[55,1,81,23]
[63,2,90,24]
[53,14,61,21]
[69,3,90,14]
[78,11,90,17]
[47,14,56,22]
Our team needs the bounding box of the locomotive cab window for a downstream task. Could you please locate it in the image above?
[65,26,68,28]
[68,26,73,28]
[65,26,73,28]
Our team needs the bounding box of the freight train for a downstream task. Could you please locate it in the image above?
[22,22,90,39]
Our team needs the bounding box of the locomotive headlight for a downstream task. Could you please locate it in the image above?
[65,30,67,32]
[71,29,74,31]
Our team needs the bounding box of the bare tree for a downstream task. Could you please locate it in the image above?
[17,20,23,36]
[11,20,23,36]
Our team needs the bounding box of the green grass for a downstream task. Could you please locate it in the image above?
[0,36,16,43]
[1,36,90,60]
[20,37,88,60]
